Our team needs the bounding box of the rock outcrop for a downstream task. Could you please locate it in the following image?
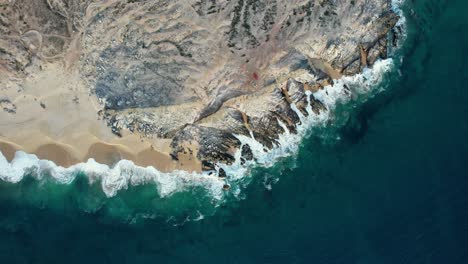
[0,0,399,172]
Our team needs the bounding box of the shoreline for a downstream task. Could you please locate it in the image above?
[0,58,395,198]
[0,64,202,173]
[0,137,188,172]
[0,0,406,190]
[0,58,395,174]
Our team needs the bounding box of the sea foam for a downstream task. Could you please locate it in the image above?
[0,151,225,199]
[219,59,394,188]
[391,0,407,47]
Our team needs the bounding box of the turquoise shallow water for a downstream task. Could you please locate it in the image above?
[1,0,468,263]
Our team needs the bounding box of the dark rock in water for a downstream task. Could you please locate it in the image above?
[202,160,215,171]
[218,168,227,178]
[241,145,254,162]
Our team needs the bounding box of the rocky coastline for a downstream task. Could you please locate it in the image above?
[0,0,400,175]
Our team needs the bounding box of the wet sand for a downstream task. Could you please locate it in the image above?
[0,141,19,162]
[35,143,80,167]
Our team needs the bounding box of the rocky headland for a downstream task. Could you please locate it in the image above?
[0,0,400,175]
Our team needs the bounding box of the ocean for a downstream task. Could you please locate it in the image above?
[1,0,468,263]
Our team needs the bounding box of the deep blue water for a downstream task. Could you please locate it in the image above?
[1,0,468,263]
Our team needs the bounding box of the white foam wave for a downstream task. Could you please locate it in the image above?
[391,0,407,47]
[218,59,394,186]
[0,151,225,199]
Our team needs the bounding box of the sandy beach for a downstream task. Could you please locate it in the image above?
[0,63,201,172]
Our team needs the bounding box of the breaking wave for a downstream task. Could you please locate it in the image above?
[391,0,408,47]
[0,153,225,199]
